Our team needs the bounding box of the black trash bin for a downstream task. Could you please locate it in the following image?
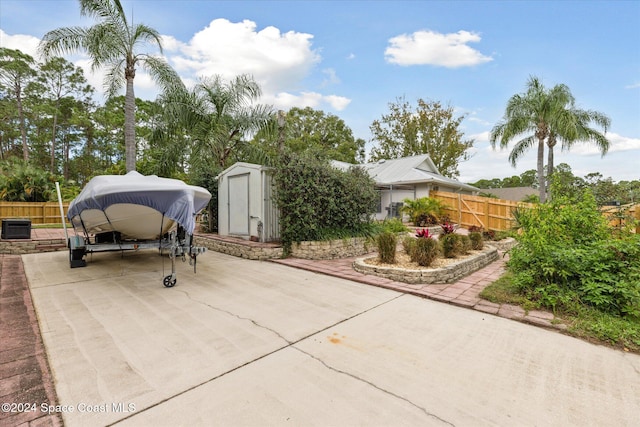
[1,219,32,239]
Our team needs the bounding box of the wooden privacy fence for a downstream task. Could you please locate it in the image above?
[430,191,534,231]
[2,197,639,233]
[431,191,640,233]
[0,202,69,225]
[601,203,640,233]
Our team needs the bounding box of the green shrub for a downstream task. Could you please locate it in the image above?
[508,187,640,318]
[441,234,462,258]
[482,229,496,241]
[377,232,397,264]
[413,237,440,266]
[469,232,484,250]
[401,197,446,225]
[460,235,472,255]
[402,236,417,259]
[381,218,409,233]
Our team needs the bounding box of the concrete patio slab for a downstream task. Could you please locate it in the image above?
[21,249,640,426]
[24,250,399,426]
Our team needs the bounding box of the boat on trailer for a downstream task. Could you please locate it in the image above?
[64,171,212,287]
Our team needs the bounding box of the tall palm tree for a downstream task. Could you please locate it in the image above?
[38,0,181,172]
[491,76,564,203]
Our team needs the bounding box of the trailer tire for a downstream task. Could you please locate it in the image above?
[163,275,177,288]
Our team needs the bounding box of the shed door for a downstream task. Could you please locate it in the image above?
[228,174,250,235]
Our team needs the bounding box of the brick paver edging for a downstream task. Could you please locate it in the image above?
[0,255,63,427]
[273,252,566,332]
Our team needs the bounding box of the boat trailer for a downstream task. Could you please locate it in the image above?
[68,228,206,287]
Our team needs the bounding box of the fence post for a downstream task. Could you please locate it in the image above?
[484,199,490,230]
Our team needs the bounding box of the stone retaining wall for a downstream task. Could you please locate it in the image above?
[194,236,283,260]
[0,239,67,255]
[194,235,373,260]
[353,245,499,284]
[290,237,374,260]
[485,237,517,252]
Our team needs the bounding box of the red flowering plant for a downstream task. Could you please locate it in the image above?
[415,228,433,239]
[440,222,455,235]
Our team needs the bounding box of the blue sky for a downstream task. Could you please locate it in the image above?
[1,0,639,183]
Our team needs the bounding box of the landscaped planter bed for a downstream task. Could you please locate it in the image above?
[353,245,499,284]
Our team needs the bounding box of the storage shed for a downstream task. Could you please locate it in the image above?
[217,162,279,242]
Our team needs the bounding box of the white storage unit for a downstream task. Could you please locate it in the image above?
[217,162,279,242]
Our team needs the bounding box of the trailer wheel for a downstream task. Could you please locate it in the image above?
[163,275,177,288]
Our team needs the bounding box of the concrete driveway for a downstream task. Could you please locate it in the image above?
[24,250,640,426]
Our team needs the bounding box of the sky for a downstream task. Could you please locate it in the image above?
[1,0,639,184]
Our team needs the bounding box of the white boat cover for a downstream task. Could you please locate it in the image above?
[68,171,211,235]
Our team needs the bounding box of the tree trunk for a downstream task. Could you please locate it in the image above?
[124,75,136,172]
[63,132,69,179]
[15,82,29,161]
[537,137,546,203]
[51,101,59,172]
[547,136,556,202]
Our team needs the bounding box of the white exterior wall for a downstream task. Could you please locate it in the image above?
[217,163,279,242]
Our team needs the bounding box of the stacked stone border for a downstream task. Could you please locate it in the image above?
[353,245,499,284]
[0,238,67,255]
[195,234,374,260]
[485,237,517,252]
[289,236,373,260]
[195,234,284,260]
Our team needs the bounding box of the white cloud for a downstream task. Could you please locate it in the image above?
[385,30,493,67]
[2,21,351,112]
[169,19,321,95]
[322,68,340,86]
[624,82,640,89]
[563,132,640,155]
[0,29,40,58]
[264,91,351,111]
[324,94,351,110]
[162,19,355,112]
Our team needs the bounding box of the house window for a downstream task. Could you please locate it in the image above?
[432,185,439,192]
[376,190,382,213]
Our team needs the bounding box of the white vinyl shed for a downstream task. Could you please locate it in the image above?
[217,162,279,242]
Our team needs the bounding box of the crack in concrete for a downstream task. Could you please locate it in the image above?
[292,346,456,427]
[174,288,292,344]
[109,293,405,426]
[622,353,640,376]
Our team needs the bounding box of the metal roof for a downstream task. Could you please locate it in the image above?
[331,154,479,193]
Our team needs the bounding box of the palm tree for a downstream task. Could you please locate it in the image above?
[491,76,562,203]
[156,74,274,170]
[38,0,182,172]
[492,76,611,202]
[546,106,610,186]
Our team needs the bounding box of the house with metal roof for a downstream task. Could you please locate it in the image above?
[332,154,479,220]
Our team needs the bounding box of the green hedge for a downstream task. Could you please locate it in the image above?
[273,152,378,253]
